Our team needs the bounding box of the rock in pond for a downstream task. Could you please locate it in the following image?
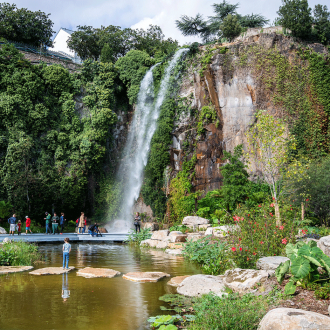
[165,249,183,255]
[256,256,290,271]
[258,308,330,329]
[122,272,170,283]
[0,227,7,234]
[317,235,330,257]
[167,275,190,287]
[220,268,269,293]
[182,216,209,226]
[177,274,227,297]
[29,267,75,275]
[140,239,169,249]
[0,266,33,274]
[77,267,120,278]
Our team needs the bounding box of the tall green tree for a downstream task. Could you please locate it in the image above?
[313,4,330,44]
[277,0,312,39]
[176,0,268,42]
[219,14,242,41]
[0,2,54,47]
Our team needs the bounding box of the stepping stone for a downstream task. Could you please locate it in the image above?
[167,275,190,287]
[29,267,75,275]
[122,272,170,283]
[77,267,120,278]
[0,266,33,274]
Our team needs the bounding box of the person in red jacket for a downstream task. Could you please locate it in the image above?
[25,216,32,234]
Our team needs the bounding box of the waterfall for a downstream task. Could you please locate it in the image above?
[110,48,188,233]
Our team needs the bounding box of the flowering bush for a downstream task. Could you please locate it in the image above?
[227,201,297,268]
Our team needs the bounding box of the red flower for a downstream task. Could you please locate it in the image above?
[231,247,236,252]
[270,203,274,207]
[282,238,288,244]
[260,241,264,244]
[239,247,243,251]
[272,197,275,200]
[239,238,242,241]
[247,257,250,260]
[306,199,309,201]
[270,213,273,216]
[291,208,292,211]
[279,226,284,230]
[253,252,256,255]
[258,205,261,207]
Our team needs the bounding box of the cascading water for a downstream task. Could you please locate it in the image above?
[110,48,188,233]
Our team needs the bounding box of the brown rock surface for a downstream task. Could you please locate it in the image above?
[122,272,170,282]
[168,242,186,249]
[151,230,169,240]
[29,267,75,275]
[167,275,190,287]
[0,266,33,274]
[76,267,120,278]
[258,308,330,329]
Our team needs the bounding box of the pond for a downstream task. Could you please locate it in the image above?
[0,243,201,330]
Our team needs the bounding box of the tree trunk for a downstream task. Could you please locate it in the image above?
[301,202,305,222]
[275,202,281,226]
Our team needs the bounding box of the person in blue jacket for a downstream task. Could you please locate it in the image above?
[59,213,66,234]
[8,214,17,236]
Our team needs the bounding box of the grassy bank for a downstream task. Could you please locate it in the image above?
[0,241,41,266]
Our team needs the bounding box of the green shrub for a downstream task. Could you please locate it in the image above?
[189,293,267,330]
[183,237,231,275]
[0,241,40,266]
[275,240,330,294]
[126,228,152,245]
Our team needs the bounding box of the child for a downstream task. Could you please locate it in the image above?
[17,220,21,235]
[62,237,71,270]
[25,216,32,234]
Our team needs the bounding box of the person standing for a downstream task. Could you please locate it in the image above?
[25,216,32,234]
[17,220,21,235]
[44,212,51,234]
[134,212,141,233]
[78,212,85,234]
[52,212,59,235]
[8,214,17,236]
[60,213,66,234]
[62,237,71,270]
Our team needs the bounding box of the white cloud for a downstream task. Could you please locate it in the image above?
[6,0,330,45]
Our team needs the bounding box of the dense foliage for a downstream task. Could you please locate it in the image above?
[176,0,269,42]
[68,24,178,61]
[0,241,40,266]
[0,3,54,47]
[0,43,125,221]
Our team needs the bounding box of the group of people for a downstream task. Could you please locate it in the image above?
[7,214,32,236]
[44,212,66,235]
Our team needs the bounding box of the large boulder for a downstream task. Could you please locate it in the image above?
[258,308,330,329]
[0,227,7,234]
[168,232,187,243]
[140,239,168,249]
[182,216,209,226]
[317,235,330,257]
[205,225,237,237]
[123,272,170,282]
[151,230,169,240]
[256,256,290,271]
[168,242,186,249]
[186,233,204,242]
[142,222,159,231]
[167,275,190,287]
[177,274,227,297]
[220,268,269,293]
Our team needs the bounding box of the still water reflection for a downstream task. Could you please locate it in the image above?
[0,243,201,330]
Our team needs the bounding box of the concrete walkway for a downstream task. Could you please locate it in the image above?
[0,233,128,243]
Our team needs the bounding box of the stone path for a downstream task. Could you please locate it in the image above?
[0,266,33,274]
[29,267,75,275]
[77,267,121,278]
[122,272,170,282]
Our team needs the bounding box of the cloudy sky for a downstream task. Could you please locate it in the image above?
[6,0,329,44]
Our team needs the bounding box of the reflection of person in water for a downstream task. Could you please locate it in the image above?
[61,272,70,302]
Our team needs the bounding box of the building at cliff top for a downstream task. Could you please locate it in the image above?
[49,28,82,64]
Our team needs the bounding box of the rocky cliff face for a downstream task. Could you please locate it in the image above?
[170,33,328,196]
